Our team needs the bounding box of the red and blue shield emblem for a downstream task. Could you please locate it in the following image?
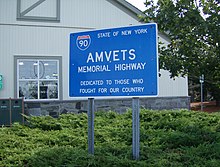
[76,35,91,51]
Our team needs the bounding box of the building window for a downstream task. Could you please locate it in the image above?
[17,59,59,100]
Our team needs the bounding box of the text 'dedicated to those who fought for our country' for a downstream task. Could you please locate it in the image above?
[69,24,158,97]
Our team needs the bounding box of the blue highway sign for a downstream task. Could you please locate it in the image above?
[69,24,158,97]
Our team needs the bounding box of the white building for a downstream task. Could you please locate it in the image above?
[0,0,189,114]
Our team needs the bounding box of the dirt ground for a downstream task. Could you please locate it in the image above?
[191,101,220,113]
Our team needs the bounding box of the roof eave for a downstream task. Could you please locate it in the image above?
[114,0,146,20]
[111,0,170,41]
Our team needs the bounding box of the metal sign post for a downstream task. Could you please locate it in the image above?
[132,97,140,160]
[0,74,3,90]
[199,75,204,111]
[69,24,158,159]
[88,98,95,155]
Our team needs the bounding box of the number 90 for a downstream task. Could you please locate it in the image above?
[79,39,89,47]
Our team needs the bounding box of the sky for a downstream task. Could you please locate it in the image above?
[126,0,158,11]
[127,0,207,19]
[126,0,146,11]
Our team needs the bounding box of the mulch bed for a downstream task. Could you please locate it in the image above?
[191,101,220,113]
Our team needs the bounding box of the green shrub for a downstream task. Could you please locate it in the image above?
[0,109,220,166]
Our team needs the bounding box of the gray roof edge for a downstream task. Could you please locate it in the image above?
[111,0,170,42]
[115,0,146,18]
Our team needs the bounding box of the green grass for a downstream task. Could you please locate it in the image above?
[0,109,220,166]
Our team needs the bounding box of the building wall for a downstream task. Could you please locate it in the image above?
[0,0,140,28]
[0,0,188,104]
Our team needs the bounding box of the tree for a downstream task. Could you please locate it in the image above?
[143,0,220,105]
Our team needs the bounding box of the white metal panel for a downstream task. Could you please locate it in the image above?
[22,0,57,18]
[159,70,188,96]
[0,0,17,23]
[20,0,40,12]
[0,0,188,100]
[158,34,188,96]
[61,0,140,28]
[0,0,140,28]
[0,25,67,98]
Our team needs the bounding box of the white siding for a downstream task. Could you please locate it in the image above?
[159,70,188,96]
[158,34,188,96]
[0,0,188,100]
[0,0,139,28]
